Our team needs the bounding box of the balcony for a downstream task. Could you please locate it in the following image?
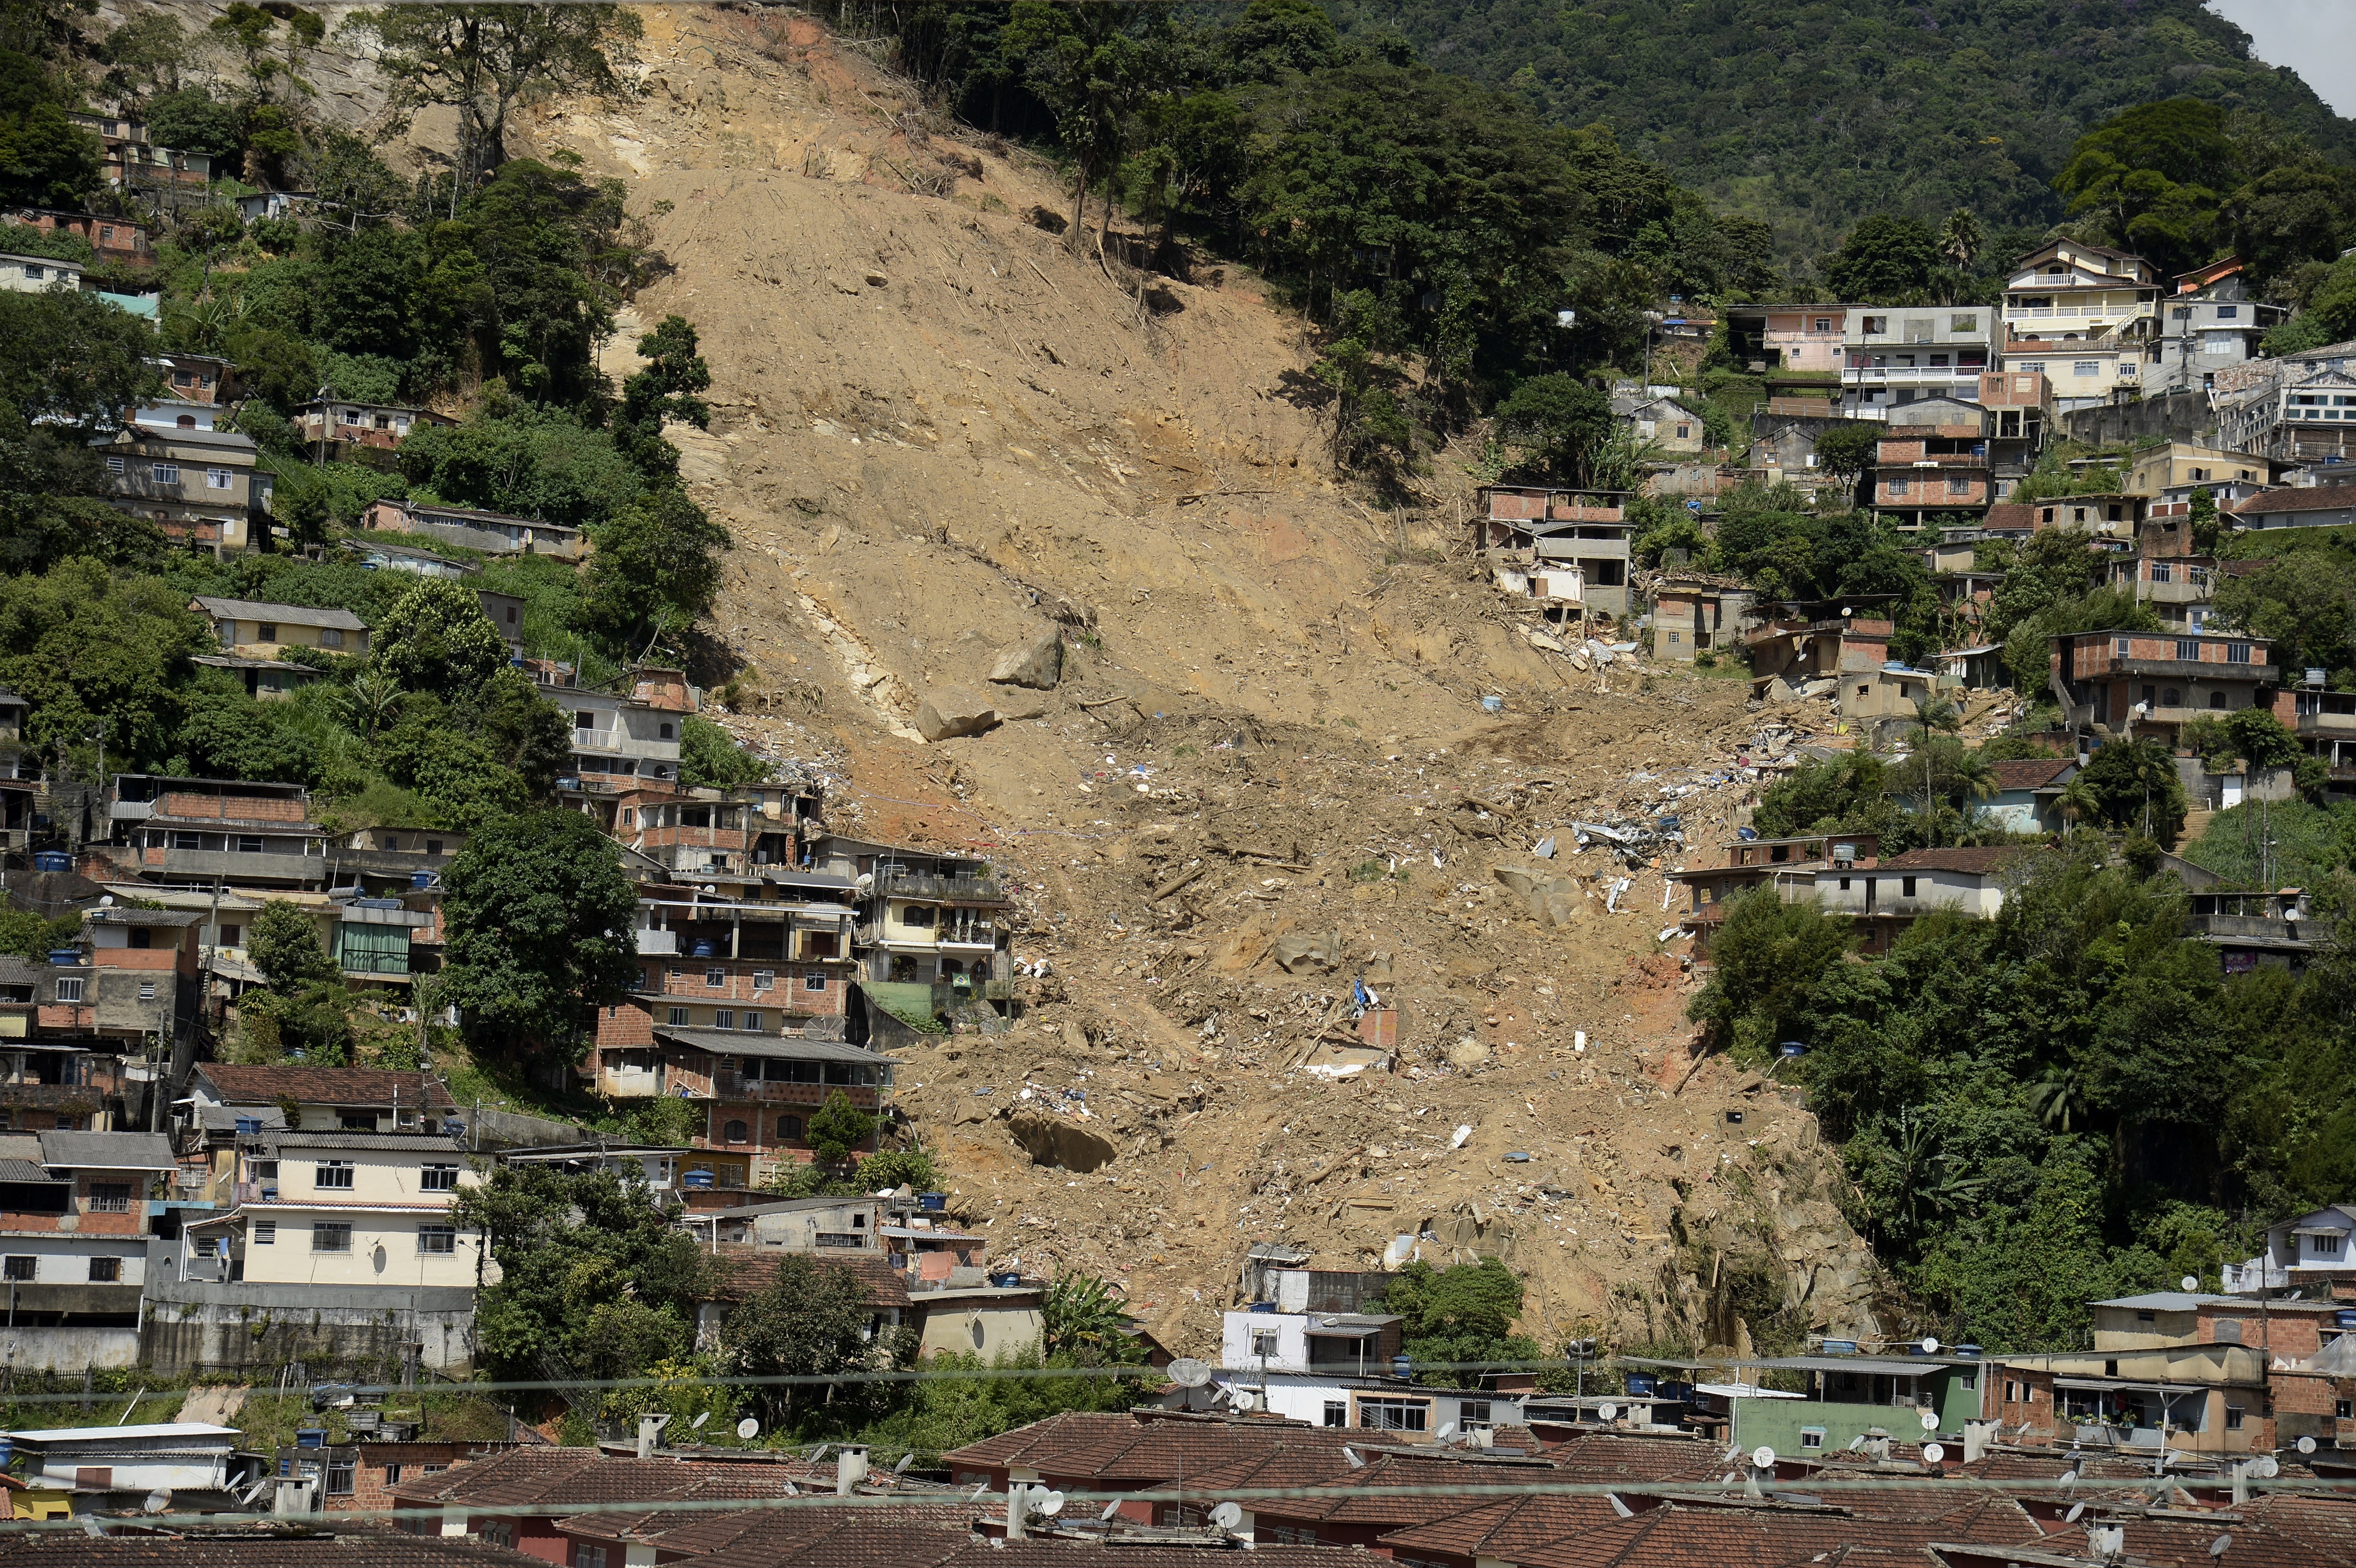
[2296,711,2356,736]
[148,848,325,885]
[713,1073,882,1103]
[873,868,1009,905]
[574,731,680,762]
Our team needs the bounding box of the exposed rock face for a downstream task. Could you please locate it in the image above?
[915,687,1001,742]
[1271,929,1342,974]
[989,627,1065,689]
[1491,864,1587,927]
[1007,1108,1118,1173]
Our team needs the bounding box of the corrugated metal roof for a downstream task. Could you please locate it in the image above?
[36,1130,175,1169]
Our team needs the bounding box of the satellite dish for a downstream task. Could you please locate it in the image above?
[1342,1446,1364,1470]
[1100,1500,1123,1522]
[1751,1446,1776,1471]
[1168,1357,1213,1390]
[1034,1490,1067,1518]
[737,1417,760,1441]
[1922,1443,1945,1466]
[1436,1421,1458,1443]
[1210,1502,1245,1532]
[1920,1411,1941,1432]
[142,1489,170,1515]
[896,1451,916,1473]
[2209,1534,2233,1559]
[1920,1336,1941,1355]
[2066,1503,2086,1524]
[692,1412,710,1430]
[2252,1456,2279,1480]
[2182,1276,2201,1293]
[1598,1402,1620,1422]
[2300,1437,2319,1455]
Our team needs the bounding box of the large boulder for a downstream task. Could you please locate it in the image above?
[916,687,1001,742]
[1492,864,1587,927]
[1272,929,1343,974]
[988,627,1065,689]
[1007,1108,1118,1173]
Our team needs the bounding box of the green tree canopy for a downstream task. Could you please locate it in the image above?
[1379,1257,1540,1381]
[438,807,638,1065]
[679,715,771,791]
[376,577,509,702]
[1822,215,1942,304]
[1492,374,1613,486]
[723,1252,912,1435]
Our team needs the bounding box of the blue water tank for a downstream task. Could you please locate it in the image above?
[692,939,717,958]
[991,1272,1023,1288]
[917,1191,948,1213]
[411,871,435,890]
[1391,1355,1413,1380]
[32,850,69,873]
[1821,1338,1857,1355]
[2338,1309,2356,1329]
[235,1117,262,1136]
[295,1428,326,1449]
[1625,1372,1659,1398]
[683,1169,714,1189]
[46,949,79,966]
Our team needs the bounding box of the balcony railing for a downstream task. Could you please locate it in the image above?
[873,868,1008,904]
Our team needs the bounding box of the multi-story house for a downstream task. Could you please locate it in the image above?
[293,399,453,454]
[2020,491,2145,543]
[104,774,329,891]
[362,497,585,560]
[1998,239,2161,412]
[621,880,860,1034]
[193,596,371,660]
[1839,306,1991,420]
[1976,369,2050,499]
[615,784,825,879]
[0,250,82,294]
[564,689,685,791]
[809,836,1014,989]
[586,1024,892,1187]
[1723,303,1856,374]
[0,1129,174,1369]
[0,1012,137,1135]
[184,1065,460,1139]
[2050,628,2274,740]
[2225,481,2356,532]
[84,904,202,1052]
[1474,487,1635,616]
[2147,258,2286,397]
[2105,552,2216,634]
[1867,399,1990,528]
[160,1126,489,1375]
[2225,1202,2356,1296]
[153,351,229,405]
[2215,340,2356,460]
[67,108,214,209]
[96,425,268,556]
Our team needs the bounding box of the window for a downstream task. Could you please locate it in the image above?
[253,1221,276,1246]
[2228,641,2252,664]
[777,1115,802,1140]
[235,835,263,854]
[2004,1380,2018,1404]
[87,1182,130,1212]
[573,1547,610,1568]
[2211,692,2228,710]
[55,978,81,1003]
[326,1459,356,1497]
[137,980,155,1002]
[2177,639,2199,661]
[338,1111,375,1131]
[753,969,775,991]
[417,1225,456,1254]
[107,456,124,475]
[2163,689,2181,707]
[2074,361,2099,377]
[1887,478,1909,496]
[220,924,241,947]
[2341,1400,2355,1420]
[805,973,828,992]
[668,1007,689,1026]
[2115,636,2132,657]
[2313,1232,2345,1256]
[714,1010,735,1031]
[320,628,343,650]
[2218,305,2238,320]
[1800,1427,1825,1450]
[724,1120,749,1143]
[2020,361,2045,373]
[706,968,726,987]
[1812,316,1834,332]
[1674,424,1690,440]
[575,710,595,730]
[659,722,676,740]
[742,1012,762,1032]
[1951,313,1978,332]
[88,1255,120,1283]
[316,1160,355,1189]
[1902,877,1918,897]
[21,264,40,281]
[313,1222,352,1253]
[2226,1405,2245,1430]
[1948,475,1969,494]
[384,1464,404,1485]
[1357,1397,1430,1432]
[1862,315,1887,335]
[256,623,278,642]
[427,840,442,856]
[1250,1328,1280,1357]
[206,467,233,489]
[421,1164,459,1191]
[2151,561,2173,584]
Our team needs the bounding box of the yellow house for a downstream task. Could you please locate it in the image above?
[190,596,372,659]
[1,1470,73,1520]
[180,1129,491,1289]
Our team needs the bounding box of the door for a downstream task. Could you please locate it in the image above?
[1864,879,1877,915]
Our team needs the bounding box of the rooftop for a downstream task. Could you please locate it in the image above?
[191,596,369,632]
[2228,482,2356,514]
[1872,846,2045,876]
[35,1130,176,1170]
[193,1064,459,1111]
[1986,758,2073,791]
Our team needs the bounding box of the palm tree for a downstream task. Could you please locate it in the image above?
[1909,696,1962,844]
[2057,774,2103,832]
[1939,208,1983,273]
[2029,1066,2091,1132]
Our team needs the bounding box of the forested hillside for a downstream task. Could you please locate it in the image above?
[1320,0,2356,263]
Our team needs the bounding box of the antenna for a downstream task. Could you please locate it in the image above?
[1751,1446,1777,1470]
[692,1412,710,1430]
[1921,1444,1945,1466]
[142,1490,170,1515]
[2299,1437,2319,1455]
[1598,1402,1619,1423]
[1033,1491,1066,1519]
[1435,1421,1458,1443]
[895,1452,916,1473]
[1920,1336,1941,1354]
[736,1417,760,1441]
[2209,1535,2233,1559]
[1210,1502,1244,1532]
[1919,1411,1941,1432]
[2066,1503,2087,1524]
[2182,1275,2200,1292]
[1341,1446,1363,1470]
[1168,1358,1213,1390]
[1099,1500,1123,1522]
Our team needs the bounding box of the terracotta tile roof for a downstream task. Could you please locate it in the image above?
[2227,482,2356,515]
[388,1447,801,1511]
[1981,503,2033,531]
[1378,1492,1627,1559]
[943,1545,1386,1568]
[1257,1454,1511,1528]
[0,1527,545,1568]
[1987,758,2072,791]
[945,1413,1351,1485]
[195,1064,458,1110]
[709,1246,912,1310]
[1513,1500,2049,1568]
[554,1470,849,1541]
[1541,1432,1729,1484]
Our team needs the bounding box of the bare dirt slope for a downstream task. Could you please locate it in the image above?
[515,7,1883,1358]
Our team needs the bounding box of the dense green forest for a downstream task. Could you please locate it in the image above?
[1317,0,2356,265]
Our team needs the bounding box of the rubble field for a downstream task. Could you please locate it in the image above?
[499,6,1892,1356]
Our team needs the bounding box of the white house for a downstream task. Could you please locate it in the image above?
[180,1129,491,1290]
[0,251,83,294]
[2224,1202,2356,1294]
[1190,1309,1523,1436]
[2225,481,2356,533]
[0,1422,239,1494]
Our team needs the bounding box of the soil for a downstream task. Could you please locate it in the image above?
[225,3,1899,1360]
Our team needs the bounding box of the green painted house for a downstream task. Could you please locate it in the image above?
[1723,1354,1986,1459]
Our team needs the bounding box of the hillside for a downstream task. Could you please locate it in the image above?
[488,6,1887,1360]
[1322,0,2356,261]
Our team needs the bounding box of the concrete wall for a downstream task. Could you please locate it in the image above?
[2059,389,2213,448]
[2,1324,141,1371]
[141,1268,477,1376]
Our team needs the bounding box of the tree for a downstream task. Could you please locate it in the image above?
[1822,215,1942,304]
[1813,424,1880,485]
[611,315,711,485]
[680,715,771,792]
[0,289,167,427]
[376,577,509,702]
[437,808,638,1065]
[1219,0,1337,82]
[174,685,324,786]
[360,4,643,187]
[1938,208,1983,274]
[1688,884,1854,1057]
[2075,738,2189,848]
[1492,374,1613,486]
[1039,1272,1140,1361]
[581,489,733,653]
[250,899,336,989]
[2055,100,2233,277]
[461,1165,716,1383]
[806,1089,877,1168]
[723,1252,910,1434]
[0,562,211,771]
[1378,1258,1540,1381]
